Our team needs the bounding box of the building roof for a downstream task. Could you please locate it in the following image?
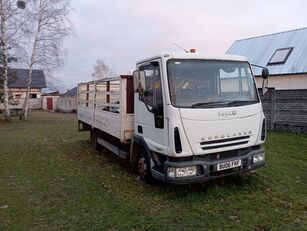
[5,68,46,88]
[42,91,60,96]
[226,27,307,76]
[61,87,77,97]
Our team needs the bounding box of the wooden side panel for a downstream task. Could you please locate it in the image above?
[77,76,135,143]
[94,110,121,139]
[124,114,135,141]
[77,106,94,125]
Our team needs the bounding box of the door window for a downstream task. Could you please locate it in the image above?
[139,62,163,108]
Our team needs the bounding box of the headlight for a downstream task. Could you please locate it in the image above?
[167,166,197,178]
[253,153,265,164]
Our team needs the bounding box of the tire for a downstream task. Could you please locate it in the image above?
[137,147,153,183]
[90,129,100,150]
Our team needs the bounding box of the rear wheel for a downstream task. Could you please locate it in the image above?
[90,129,100,150]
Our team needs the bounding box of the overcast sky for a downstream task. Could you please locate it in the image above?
[54,0,307,91]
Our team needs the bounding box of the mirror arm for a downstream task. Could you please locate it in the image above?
[251,64,267,69]
[251,64,269,79]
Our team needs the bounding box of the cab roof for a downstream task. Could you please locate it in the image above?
[136,53,248,65]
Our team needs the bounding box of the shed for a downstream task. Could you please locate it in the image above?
[57,87,77,113]
[226,27,307,90]
[42,91,60,110]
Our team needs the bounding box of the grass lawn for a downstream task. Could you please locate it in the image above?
[0,111,306,230]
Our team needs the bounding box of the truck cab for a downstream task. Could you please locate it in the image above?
[133,53,266,184]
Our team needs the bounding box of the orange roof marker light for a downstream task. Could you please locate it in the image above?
[190,48,196,53]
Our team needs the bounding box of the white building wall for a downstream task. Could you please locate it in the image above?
[42,96,60,110]
[0,88,43,110]
[255,74,307,90]
[57,97,77,112]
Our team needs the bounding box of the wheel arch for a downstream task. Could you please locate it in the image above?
[130,135,152,166]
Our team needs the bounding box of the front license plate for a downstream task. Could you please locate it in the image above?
[217,159,241,171]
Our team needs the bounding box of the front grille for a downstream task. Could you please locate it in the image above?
[200,135,250,150]
[200,135,250,145]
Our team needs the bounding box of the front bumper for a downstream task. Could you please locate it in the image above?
[151,145,266,185]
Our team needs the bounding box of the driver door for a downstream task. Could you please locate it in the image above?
[134,60,168,155]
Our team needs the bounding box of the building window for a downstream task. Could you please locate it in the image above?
[15,94,21,99]
[30,94,37,99]
[268,47,293,65]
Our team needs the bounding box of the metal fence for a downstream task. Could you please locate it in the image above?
[260,89,307,133]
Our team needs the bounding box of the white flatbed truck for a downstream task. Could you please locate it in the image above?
[77,53,268,184]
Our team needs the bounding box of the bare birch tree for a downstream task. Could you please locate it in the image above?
[20,0,72,120]
[91,59,116,80]
[0,0,26,121]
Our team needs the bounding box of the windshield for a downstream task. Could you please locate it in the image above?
[167,59,259,108]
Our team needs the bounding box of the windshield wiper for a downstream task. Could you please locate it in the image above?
[227,100,259,106]
[191,101,230,108]
[191,100,259,108]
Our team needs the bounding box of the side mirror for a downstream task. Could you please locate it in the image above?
[262,68,269,95]
[262,68,269,79]
[133,70,146,93]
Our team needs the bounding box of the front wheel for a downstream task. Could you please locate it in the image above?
[137,148,153,183]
